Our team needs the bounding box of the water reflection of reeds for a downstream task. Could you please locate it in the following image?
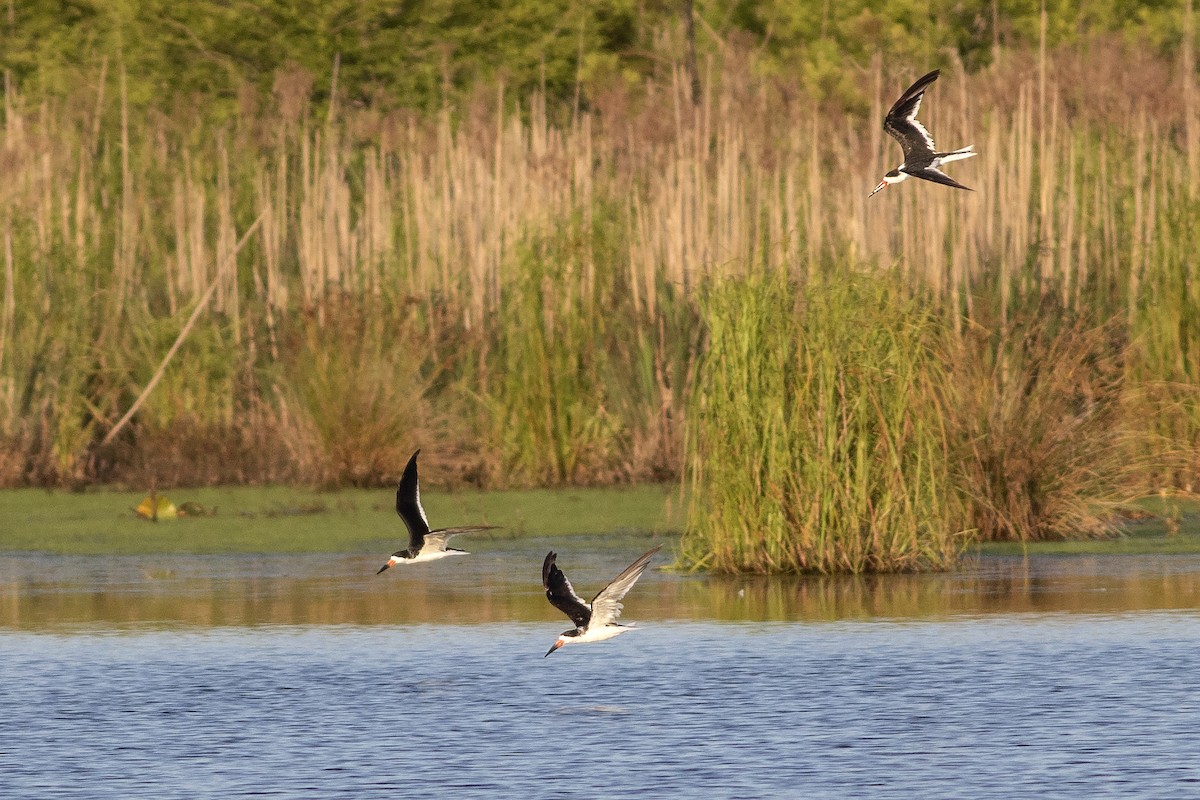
[694,559,1200,622]
[2,555,1197,630]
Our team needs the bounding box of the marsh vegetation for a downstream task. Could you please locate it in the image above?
[1,4,1198,571]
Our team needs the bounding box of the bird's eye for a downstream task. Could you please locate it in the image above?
[886,169,900,178]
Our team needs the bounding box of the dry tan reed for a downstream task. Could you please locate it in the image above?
[0,41,1195,492]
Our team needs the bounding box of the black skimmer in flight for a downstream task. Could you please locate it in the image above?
[376,450,498,573]
[870,69,975,197]
[542,544,662,656]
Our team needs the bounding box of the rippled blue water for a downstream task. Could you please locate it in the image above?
[4,614,1199,799]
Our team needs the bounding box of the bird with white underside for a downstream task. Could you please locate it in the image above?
[870,68,976,197]
[542,545,662,657]
[375,449,499,573]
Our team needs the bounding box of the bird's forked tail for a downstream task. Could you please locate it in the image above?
[936,145,976,164]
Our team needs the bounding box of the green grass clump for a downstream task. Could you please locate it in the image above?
[681,268,971,574]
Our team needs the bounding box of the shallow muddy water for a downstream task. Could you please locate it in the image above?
[2,540,1199,798]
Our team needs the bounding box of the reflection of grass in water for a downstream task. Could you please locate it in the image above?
[0,484,684,555]
[10,550,1199,630]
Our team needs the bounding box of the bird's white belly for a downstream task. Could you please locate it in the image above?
[407,549,466,564]
[571,625,634,645]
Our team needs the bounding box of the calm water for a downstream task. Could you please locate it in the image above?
[3,543,1200,798]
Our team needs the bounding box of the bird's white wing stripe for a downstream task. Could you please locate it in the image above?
[911,118,935,151]
[415,483,430,529]
[906,92,923,121]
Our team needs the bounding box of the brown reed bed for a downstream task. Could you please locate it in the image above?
[0,39,1195,560]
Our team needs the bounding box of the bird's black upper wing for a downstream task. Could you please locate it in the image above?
[542,551,591,629]
[395,449,431,549]
[907,166,973,191]
[884,69,940,163]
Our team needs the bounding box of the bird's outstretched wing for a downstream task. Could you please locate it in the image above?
[422,525,500,553]
[588,545,662,629]
[395,449,431,550]
[543,551,592,629]
[908,166,973,191]
[884,69,940,163]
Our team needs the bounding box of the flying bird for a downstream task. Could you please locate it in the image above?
[542,545,662,657]
[870,68,976,197]
[376,450,498,572]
